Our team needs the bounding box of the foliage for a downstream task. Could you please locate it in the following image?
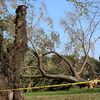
[81,56,100,79]
[66,0,100,16]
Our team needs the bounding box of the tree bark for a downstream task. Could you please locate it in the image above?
[0,34,8,100]
[12,5,27,100]
[0,5,27,100]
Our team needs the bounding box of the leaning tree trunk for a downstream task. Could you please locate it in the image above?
[0,5,27,100]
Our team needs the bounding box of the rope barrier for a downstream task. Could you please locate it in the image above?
[0,80,100,92]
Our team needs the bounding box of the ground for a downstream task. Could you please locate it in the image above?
[24,88,100,100]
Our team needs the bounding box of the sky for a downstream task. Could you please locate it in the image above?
[6,0,100,60]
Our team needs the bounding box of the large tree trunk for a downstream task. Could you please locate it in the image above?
[0,5,27,100]
[0,34,8,100]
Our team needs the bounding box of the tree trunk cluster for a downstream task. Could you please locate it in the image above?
[0,5,27,100]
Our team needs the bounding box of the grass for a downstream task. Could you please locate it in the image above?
[24,88,100,100]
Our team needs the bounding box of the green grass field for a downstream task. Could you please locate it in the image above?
[24,88,100,100]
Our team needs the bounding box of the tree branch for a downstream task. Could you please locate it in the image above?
[42,51,79,77]
[21,75,43,78]
[27,37,39,57]
[77,56,88,75]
